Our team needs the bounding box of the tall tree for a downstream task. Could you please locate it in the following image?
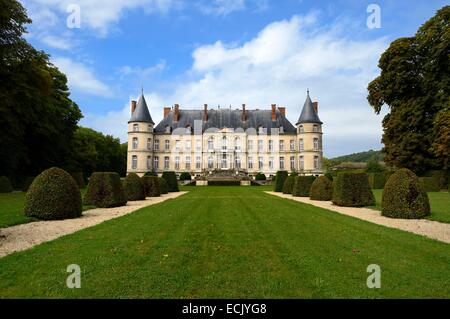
[367,6,450,174]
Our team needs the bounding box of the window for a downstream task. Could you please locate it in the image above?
[221,154,227,168]
[258,140,263,152]
[279,140,284,151]
[248,157,253,169]
[185,140,191,151]
[313,125,319,132]
[165,125,171,133]
[299,125,304,133]
[279,157,285,170]
[185,125,191,134]
[185,156,191,170]
[290,140,295,151]
[148,125,152,132]
[222,136,227,151]
[147,156,152,170]
[258,126,264,134]
[165,140,170,151]
[313,138,319,150]
[258,157,263,170]
[299,139,304,151]
[196,156,201,169]
[269,157,274,170]
[314,156,319,169]
[290,156,295,170]
[175,156,180,170]
[154,156,159,170]
[133,124,139,132]
[196,140,201,152]
[235,156,241,169]
[147,138,152,150]
[208,137,214,150]
[164,156,170,170]
[235,137,241,151]
[299,156,304,170]
[248,140,253,152]
[154,139,159,151]
[175,140,180,152]
[268,140,273,152]
[132,137,138,149]
[132,155,138,169]
[208,156,214,169]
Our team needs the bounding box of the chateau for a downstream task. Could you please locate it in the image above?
[127,90,324,178]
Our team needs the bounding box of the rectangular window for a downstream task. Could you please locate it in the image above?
[196,156,201,169]
[248,140,253,152]
[185,140,191,151]
[258,157,263,170]
[248,157,253,169]
[290,140,295,151]
[154,156,159,170]
[314,156,319,169]
[290,156,295,170]
[269,157,274,170]
[268,140,273,152]
[147,156,152,170]
[258,140,263,152]
[175,140,180,152]
[164,156,170,170]
[133,124,139,132]
[235,156,241,169]
[165,140,170,151]
[132,137,138,149]
[132,155,138,169]
[313,138,319,150]
[208,156,214,169]
[196,140,201,152]
[148,125,152,132]
[222,137,227,151]
[279,140,284,151]
[279,157,285,170]
[208,138,214,150]
[299,156,304,170]
[147,138,152,150]
[175,156,180,170]
[313,125,319,132]
[299,139,304,151]
[154,140,159,151]
[221,154,227,168]
[185,156,191,170]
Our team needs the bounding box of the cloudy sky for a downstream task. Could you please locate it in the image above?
[20,0,447,157]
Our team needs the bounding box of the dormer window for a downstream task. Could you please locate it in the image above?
[279,126,284,134]
[258,125,264,134]
[165,125,171,134]
[133,124,139,132]
[185,125,191,134]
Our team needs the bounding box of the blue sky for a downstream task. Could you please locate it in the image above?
[20,0,448,157]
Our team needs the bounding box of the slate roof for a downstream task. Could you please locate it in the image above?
[296,91,322,125]
[129,94,154,124]
[154,108,297,135]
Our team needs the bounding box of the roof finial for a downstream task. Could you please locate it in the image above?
[307,88,310,95]
[141,85,144,96]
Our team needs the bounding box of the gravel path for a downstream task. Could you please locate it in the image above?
[266,192,450,244]
[0,192,187,258]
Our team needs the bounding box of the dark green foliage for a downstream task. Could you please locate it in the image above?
[123,173,145,201]
[162,171,179,192]
[332,173,375,207]
[142,176,161,197]
[382,168,430,219]
[289,172,298,177]
[70,172,85,189]
[83,172,127,208]
[179,172,192,181]
[432,109,450,169]
[282,176,295,194]
[328,150,384,167]
[310,176,333,201]
[0,176,13,193]
[292,176,316,197]
[365,160,386,173]
[419,177,441,192]
[368,171,392,189]
[208,181,240,186]
[255,172,266,181]
[158,177,169,194]
[144,171,158,177]
[24,167,82,220]
[324,172,334,181]
[21,177,35,192]
[274,171,288,192]
[425,170,449,190]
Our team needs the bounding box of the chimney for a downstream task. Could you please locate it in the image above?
[313,102,318,113]
[271,104,276,121]
[278,107,286,117]
[174,104,180,122]
[131,100,137,114]
[242,104,247,122]
[163,107,171,118]
[203,104,208,121]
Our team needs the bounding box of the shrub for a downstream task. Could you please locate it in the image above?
[24,167,82,220]
[208,181,240,186]
[123,173,145,200]
[368,171,391,189]
[162,171,179,192]
[84,172,127,208]
[0,176,13,193]
[274,171,288,192]
[324,172,333,181]
[290,172,298,177]
[142,176,161,197]
[365,160,386,173]
[310,176,333,201]
[70,172,85,189]
[418,177,440,192]
[332,173,375,207]
[255,172,266,181]
[158,177,169,194]
[424,170,448,190]
[282,176,295,194]
[21,177,35,192]
[144,171,158,177]
[179,172,192,181]
[382,168,430,219]
[292,176,316,197]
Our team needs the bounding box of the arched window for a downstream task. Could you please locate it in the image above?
[132,137,138,149]
[132,155,138,169]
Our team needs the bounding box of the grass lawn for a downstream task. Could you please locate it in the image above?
[370,189,450,223]
[0,189,93,228]
[0,186,449,298]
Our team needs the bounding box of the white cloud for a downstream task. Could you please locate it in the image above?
[118,61,167,79]
[52,57,112,97]
[40,34,74,50]
[198,0,246,16]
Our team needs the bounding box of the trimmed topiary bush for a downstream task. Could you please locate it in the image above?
[368,171,391,189]
[179,172,192,181]
[21,177,35,192]
[255,172,266,181]
[84,172,127,208]
[309,176,333,201]
[292,176,316,197]
[24,167,82,220]
[142,176,161,197]
[418,177,440,192]
[382,168,430,219]
[70,172,85,189]
[123,173,145,200]
[144,171,158,177]
[332,173,375,207]
[282,176,295,194]
[158,177,169,194]
[162,171,179,192]
[274,171,288,192]
[0,176,13,193]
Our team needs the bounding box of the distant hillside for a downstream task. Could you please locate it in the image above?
[329,150,384,166]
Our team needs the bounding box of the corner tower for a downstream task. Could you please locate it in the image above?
[127,91,155,176]
[296,90,323,175]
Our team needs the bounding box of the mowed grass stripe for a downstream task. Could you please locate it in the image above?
[0,187,449,298]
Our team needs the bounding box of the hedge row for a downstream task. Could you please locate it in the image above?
[208,181,240,186]
[332,173,375,207]
[84,172,127,208]
[158,177,169,194]
[179,172,192,181]
[418,177,441,192]
[162,171,179,192]
[142,176,161,197]
[123,173,145,200]
[0,176,13,193]
[255,172,266,181]
[368,171,391,189]
[282,176,295,194]
[274,171,288,192]
[292,176,315,197]
[309,176,333,201]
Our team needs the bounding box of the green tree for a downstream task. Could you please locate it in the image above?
[367,6,450,174]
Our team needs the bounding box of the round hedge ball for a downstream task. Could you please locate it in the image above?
[382,168,430,219]
[24,167,82,220]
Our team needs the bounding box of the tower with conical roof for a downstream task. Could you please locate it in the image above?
[296,90,323,175]
[127,90,155,176]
